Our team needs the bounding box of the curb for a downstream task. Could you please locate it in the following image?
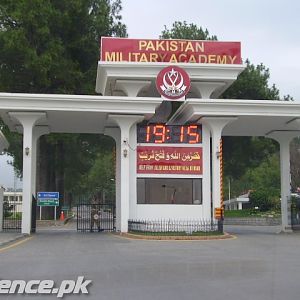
[0,234,30,248]
[114,232,235,241]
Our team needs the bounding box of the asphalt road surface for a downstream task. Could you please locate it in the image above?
[0,225,299,300]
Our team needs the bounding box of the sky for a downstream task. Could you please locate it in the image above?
[0,154,22,189]
[1,0,300,189]
[122,0,300,100]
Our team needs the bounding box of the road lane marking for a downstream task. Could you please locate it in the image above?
[0,236,33,253]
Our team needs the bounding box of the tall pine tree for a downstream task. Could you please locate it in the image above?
[0,0,127,214]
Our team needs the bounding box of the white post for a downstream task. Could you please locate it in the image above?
[268,132,297,233]
[0,130,8,232]
[238,202,242,210]
[202,117,237,219]
[104,127,121,231]
[108,115,144,233]
[32,126,49,198]
[9,112,46,234]
[228,178,231,201]
[0,187,4,232]
[279,140,291,231]
[32,126,49,223]
[0,131,9,153]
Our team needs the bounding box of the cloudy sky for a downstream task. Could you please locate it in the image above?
[1,0,300,189]
[122,0,300,100]
[0,154,22,189]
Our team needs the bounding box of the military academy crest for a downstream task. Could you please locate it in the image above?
[156,66,191,100]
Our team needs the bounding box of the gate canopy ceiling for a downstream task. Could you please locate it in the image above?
[0,93,162,134]
[169,99,300,137]
[0,93,300,137]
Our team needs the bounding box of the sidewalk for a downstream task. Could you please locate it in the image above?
[0,232,26,247]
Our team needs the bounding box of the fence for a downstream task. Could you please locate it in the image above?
[77,202,115,232]
[291,197,300,230]
[2,200,22,231]
[128,219,223,235]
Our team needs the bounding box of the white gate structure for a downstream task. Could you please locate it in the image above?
[0,37,298,234]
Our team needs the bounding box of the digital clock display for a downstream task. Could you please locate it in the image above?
[137,124,202,144]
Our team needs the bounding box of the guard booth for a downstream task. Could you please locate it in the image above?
[0,37,298,234]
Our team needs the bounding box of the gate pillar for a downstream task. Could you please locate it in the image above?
[104,127,121,231]
[8,112,46,234]
[108,115,144,232]
[268,131,299,233]
[202,117,237,219]
[0,130,8,232]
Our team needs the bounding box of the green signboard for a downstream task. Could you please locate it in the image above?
[38,199,59,206]
[37,192,59,207]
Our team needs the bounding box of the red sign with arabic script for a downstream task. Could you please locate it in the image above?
[137,146,203,175]
[101,37,241,64]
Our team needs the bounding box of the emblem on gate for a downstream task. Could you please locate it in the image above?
[156,66,191,100]
[93,213,99,220]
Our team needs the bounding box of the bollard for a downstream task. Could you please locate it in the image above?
[217,219,224,233]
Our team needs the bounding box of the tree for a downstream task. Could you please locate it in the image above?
[161,21,217,40]
[290,137,300,191]
[241,154,280,197]
[224,154,281,212]
[160,21,285,197]
[0,0,126,94]
[222,61,281,180]
[0,0,126,214]
[249,190,279,212]
[77,152,115,202]
[223,60,280,100]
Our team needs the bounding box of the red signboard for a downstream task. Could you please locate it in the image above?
[101,37,241,64]
[137,146,203,175]
[156,66,191,100]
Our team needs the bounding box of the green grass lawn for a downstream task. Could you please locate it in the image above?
[5,212,22,219]
[224,209,281,218]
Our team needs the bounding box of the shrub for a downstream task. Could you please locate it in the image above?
[249,190,278,212]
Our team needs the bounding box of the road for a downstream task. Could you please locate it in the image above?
[0,225,299,300]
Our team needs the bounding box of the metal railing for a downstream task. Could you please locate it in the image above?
[291,196,300,230]
[128,219,223,235]
[77,202,116,232]
[2,200,22,231]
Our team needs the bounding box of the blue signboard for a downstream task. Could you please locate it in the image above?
[37,192,59,199]
[37,192,59,206]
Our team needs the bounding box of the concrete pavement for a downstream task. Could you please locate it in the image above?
[0,226,300,300]
[0,220,75,247]
[0,232,26,247]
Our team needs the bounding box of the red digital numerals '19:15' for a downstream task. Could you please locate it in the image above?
[144,125,201,144]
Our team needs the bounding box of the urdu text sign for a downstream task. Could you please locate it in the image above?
[137,146,203,175]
